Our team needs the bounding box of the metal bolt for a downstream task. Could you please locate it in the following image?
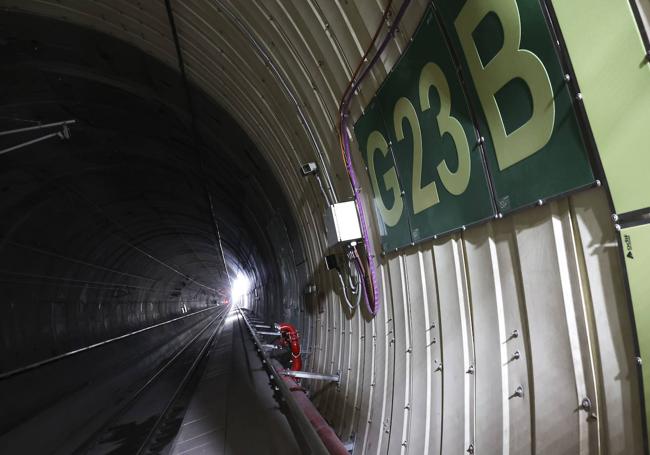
[497,213,503,219]
[466,365,474,374]
[595,179,602,187]
[512,329,519,339]
[637,357,643,366]
[581,397,592,412]
[513,350,521,360]
[462,225,466,231]
[615,224,622,232]
[564,74,571,82]
[513,385,524,398]
[612,213,619,222]
[478,136,485,144]
[576,92,583,101]
[537,199,544,206]
[467,444,475,454]
[400,190,405,196]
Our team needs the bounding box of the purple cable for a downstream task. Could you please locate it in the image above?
[340,0,412,316]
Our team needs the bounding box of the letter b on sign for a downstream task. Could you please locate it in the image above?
[456,0,555,170]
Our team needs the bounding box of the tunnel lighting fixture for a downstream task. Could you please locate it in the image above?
[300,161,332,205]
[299,161,318,176]
[231,272,251,299]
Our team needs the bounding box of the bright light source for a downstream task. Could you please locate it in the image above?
[231,273,251,300]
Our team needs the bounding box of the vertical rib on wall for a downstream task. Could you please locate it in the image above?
[308,187,642,454]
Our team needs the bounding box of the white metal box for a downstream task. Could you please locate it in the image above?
[324,201,362,248]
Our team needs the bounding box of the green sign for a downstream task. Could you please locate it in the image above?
[376,10,495,243]
[355,1,596,250]
[437,0,594,213]
[355,99,413,251]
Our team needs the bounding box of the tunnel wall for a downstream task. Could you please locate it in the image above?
[2,1,648,454]
[306,186,643,454]
[0,11,302,374]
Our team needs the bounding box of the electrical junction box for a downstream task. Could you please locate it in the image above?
[324,201,362,248]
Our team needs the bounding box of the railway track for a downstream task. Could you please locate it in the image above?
[74,305,230,455]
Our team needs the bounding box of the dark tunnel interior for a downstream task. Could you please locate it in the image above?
[0,12,307,444]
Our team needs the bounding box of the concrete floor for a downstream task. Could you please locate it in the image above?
[169,310,300,455]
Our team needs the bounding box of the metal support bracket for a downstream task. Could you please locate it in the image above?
[0,120,76,157]
[282,370,340,383]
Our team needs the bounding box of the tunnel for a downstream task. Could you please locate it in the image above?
[1,1,649,454]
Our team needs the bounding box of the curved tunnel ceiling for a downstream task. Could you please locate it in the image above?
[0,9,305,372]
[0,1,429,312]
[0,0,425,225]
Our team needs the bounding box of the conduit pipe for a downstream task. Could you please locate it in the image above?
[281,375,349,455]
[338,0,412,317]
[278,322,302,371]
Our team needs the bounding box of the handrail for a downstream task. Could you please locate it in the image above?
[0,306,220,380]
[236,307,330,455]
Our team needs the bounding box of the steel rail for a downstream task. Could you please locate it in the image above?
[0,306,220,380]
[72,306,229,455]
[136,306,229,454]
[236,307,329,455]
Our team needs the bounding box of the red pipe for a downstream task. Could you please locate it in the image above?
[281,375,349,455]
[278,322,302,371]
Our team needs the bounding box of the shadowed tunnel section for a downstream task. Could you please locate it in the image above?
[0,13,304,388]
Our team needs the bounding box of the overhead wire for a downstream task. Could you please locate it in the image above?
[164,0,232,289]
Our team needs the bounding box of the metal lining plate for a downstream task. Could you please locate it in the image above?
[621,221,650,436]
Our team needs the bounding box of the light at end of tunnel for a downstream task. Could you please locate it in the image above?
[231,273,251,300]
